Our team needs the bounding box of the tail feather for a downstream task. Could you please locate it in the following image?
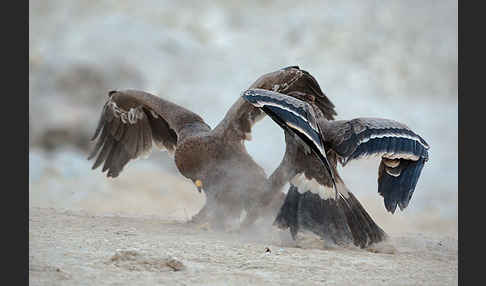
[296,191,354,246]
[274,185,301,239]
[339,192,387,248]
[274,185,387,248]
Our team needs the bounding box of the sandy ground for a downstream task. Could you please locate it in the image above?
[29,207,457,286]
[29,149,458,285]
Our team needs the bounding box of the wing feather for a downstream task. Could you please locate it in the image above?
[91,135,113,170]
[321,117,430,213]
[140,115,153,158]
[242,88,337,191]
[88,125,108,161]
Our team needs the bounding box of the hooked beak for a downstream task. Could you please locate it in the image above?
[195,179,203,193]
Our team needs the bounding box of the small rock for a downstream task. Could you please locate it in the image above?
[107,250,185,272]
[166,257,185,271]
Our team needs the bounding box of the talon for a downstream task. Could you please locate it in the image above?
[194,179,203,193]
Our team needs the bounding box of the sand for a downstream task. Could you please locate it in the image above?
[29,207,457,286]
[29,149,458,285]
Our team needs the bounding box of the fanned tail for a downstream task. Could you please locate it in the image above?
[274,185,387,248]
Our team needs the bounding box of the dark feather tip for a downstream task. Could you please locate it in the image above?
[379,158,426,213]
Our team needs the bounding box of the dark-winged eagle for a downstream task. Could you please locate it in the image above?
[88,66,429,248]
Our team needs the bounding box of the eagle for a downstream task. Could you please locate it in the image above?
[88,66,429,248]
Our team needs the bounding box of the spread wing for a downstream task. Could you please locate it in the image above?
[321,117,430,213]
[241,88,337,194]
[88,89,210,178]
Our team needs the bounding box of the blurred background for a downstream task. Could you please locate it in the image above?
[29,0,457,237]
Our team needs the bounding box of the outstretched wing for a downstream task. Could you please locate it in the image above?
[320,117,430,213]
[88,89,210,178]
[241,88,337,193]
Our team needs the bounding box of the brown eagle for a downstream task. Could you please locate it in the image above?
[88,66,429,248]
